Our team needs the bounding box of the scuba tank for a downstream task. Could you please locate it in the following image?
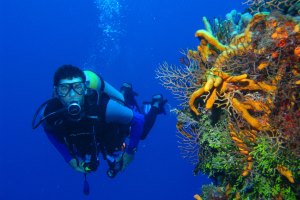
[83,70,125,103]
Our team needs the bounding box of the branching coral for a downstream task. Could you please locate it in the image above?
[155,61,201,106]
[156,2,300,199]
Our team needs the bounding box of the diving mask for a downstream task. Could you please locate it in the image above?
[56,82,86,97]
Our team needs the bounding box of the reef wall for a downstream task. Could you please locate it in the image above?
[156,1,299,199]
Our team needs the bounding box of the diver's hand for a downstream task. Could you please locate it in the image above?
[68,158,86,173]
[121,152,134,171]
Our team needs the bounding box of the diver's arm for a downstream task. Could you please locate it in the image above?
[45,131,73,163]
[45,132,86,173]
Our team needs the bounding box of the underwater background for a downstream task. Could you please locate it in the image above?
[0,0,245,199]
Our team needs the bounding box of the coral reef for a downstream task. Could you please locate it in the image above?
[156,1,300,199]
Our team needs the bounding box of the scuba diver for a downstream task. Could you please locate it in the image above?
[32,65,167,194]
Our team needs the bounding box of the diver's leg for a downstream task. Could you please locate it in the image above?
[141,107,158,140]
[140,94,167,140]
[104,101,145,177]
[106,100,145,150]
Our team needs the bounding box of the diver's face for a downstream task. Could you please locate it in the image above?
[56,77,86,107]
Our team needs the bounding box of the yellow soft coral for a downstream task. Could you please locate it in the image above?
[243,99,272,114]
[189,87,205,115]
[206,88,217,109]
[212,70,247,82]
[232,98,270,131]
[257,62,269,71]
[214,43,253,69]
[189,72,249,115]
[229,123,254,177]
[193,194,202,200]
[239,79,277,93]
[276,165,295,183]
[204,75,215,92]
[195,30,228,52]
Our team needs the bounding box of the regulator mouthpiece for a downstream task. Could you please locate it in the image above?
[68,102,81,116]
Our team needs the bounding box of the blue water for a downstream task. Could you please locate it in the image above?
[0,0,246,199]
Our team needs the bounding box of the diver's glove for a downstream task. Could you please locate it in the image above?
[68,158,86,173]
[143,94,168,115]
[81,160,99,173]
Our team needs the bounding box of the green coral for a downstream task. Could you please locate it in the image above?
[250,137,279,175]
[192,112,300,199]
[225,135,299,199]
[201,184,226,200]
[195,112,243,181]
